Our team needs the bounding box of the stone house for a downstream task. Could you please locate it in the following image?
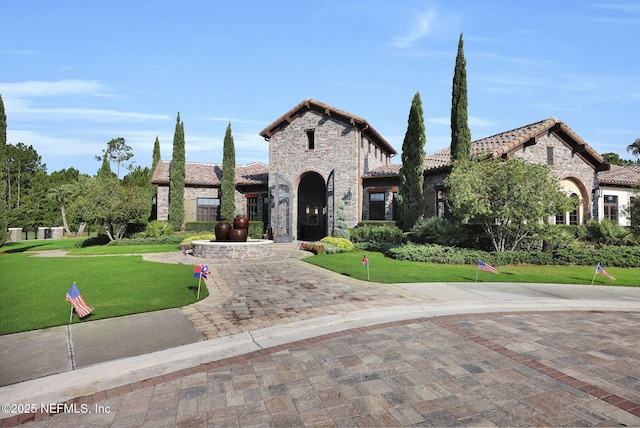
[151,100,640,237]
[151,161,269,226]
[259,98,396,242]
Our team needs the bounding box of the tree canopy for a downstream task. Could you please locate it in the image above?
[627,138,640,158]
[0,95,7,245]
[396,92,426,231]
[72,176,152,241]
[95,137,134,179]
[168,113,185,230]
[450,33,471,162]
[220,122,236,222]
[445,157,576,251]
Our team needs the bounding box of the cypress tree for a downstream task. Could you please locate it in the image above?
[397,92,426,231]
[152,135,161,172]
[220,122,236,222]
[450,33,471,162]
[0,95,7,245]
[168,112,185,230]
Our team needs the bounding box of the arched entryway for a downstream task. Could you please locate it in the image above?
[298,172,326,241]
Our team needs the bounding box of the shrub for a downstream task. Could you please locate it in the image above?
[299,242,326,254]
[248,221,264,239]
[181,234,217,243]
[333,202,350,239]
[141,221,173,238]
[320,236,355,252]
[578,219,634,246]
[409,217,464,246]
[350,225,404,245]
[185,222,217,233]
[553,246,640,267]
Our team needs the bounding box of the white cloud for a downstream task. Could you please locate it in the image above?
[393,6,438,49]
[0,79,110,97]
[16,106,169,122]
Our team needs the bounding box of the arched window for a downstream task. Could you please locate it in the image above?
[569,193,580,225]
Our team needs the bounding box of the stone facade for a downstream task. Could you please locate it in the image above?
[261,99,396,241]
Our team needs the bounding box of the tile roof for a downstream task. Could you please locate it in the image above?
[364,117,610,178]
[362,163,402,178]
[421,117,609,172]
[259,98,397,156]
[598,164,640,187]
[151,160,268,186]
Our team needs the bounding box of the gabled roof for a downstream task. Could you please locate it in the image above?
[598,164,640,187]
[151,160,268,186]
[421,117,610,172]
[259,98,397,156]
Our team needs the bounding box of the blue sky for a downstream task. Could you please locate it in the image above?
[1,1,639,175]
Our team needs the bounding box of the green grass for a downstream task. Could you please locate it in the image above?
[304,251,640,286]
[0,241,207,335]
[2,238,180,255]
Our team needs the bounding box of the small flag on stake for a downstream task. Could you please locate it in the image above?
[476,259,498,282]
[477,259,498,274]
[592,262,615,284]
[362,254,370,281]
[66,282,94,321]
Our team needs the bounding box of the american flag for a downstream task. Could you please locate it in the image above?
[596,263,615,281]
[66,283,94,318]
[477,259,498,274]
[362,254,369,267]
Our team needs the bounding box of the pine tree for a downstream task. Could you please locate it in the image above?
[168,112,185,230]
[97,153,114,178]
[450,33,471,162]
[397,92,426,231]
[220,122,236,222]
[0,95,7,245]
[152,135,161,171]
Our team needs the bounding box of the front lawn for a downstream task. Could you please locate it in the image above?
[303,251,640,286]
[0,243,206,335]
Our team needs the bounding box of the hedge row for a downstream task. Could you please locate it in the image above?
[384,242,640,268]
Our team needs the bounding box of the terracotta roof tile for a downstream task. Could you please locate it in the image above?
[151,160,268,186]
[363,163,401,177]
[598,164,640,186]
[421,117,608,172]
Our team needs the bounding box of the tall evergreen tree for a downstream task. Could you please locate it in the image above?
[450,33,471,162]
[0,95,7,245]
[152,135,161,172]
[96,151,115,179]
[220,122,236,222]
[397,92,426,231]
[168,113,185,230]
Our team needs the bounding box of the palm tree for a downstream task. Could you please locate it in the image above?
[627,138,640,158]
[46,184,77,236]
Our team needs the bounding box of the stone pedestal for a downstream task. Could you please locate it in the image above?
[8,228,22,242]
[37,227,65,239]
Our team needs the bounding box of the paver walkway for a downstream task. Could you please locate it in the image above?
[5,243,640,427]
[146,245,438,339]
